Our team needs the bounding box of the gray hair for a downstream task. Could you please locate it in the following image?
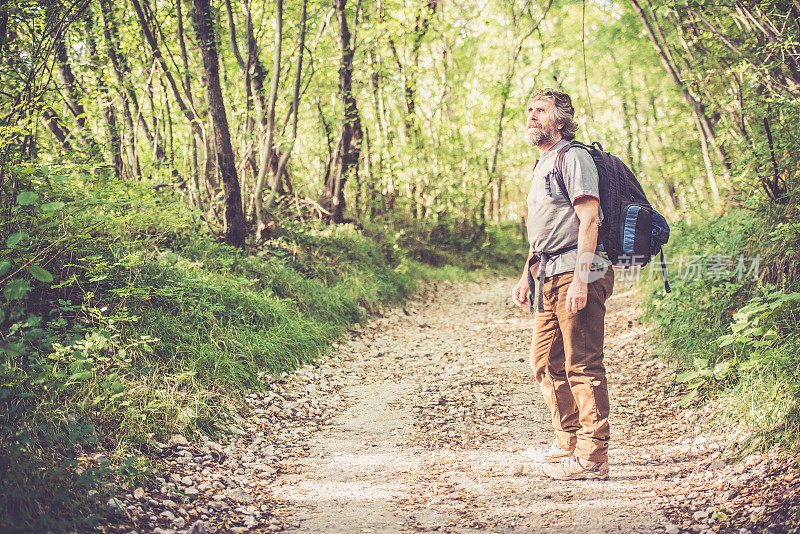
[527,88,578,141]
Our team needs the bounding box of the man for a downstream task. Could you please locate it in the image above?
[511,88,614,480]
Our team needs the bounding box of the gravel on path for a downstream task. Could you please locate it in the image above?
[105,274,800,534]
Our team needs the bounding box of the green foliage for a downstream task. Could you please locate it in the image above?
[644,203,800,450]
[0,155,520,529]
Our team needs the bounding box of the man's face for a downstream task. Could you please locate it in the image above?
[525,97,561,147]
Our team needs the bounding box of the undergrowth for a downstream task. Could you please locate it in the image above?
[642,197,800,455]
[0,163,523,531]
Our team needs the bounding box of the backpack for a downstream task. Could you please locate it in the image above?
[551,140,671,293]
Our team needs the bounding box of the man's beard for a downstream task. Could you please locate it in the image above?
[526,125,559,147]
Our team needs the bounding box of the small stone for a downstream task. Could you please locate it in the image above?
[254,463,277,476]
[187,520,209,534]
[107,497,124,514]
[133,487,145,500]
[161,510,176,522]
[209,500,228,511]
[167,435,189,448]
[227,487,254,503]
[180,476,193,486]
[509,463,525,476]
[692,510,708,521]
[664,523,680,534]
[708,460,726,470]
[185,487,199,496]
[173,516,186,529]
[198,482,213,492]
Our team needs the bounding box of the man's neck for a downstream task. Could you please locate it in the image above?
[537,136,563,156]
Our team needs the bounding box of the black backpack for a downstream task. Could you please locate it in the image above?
[551,140,671,293]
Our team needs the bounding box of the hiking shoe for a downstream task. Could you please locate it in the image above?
[542,455,609,480]
[524,441,574,463]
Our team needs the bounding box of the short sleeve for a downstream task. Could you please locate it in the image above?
[561,148,600,205]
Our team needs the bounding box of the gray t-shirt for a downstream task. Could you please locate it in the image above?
[526,139,610,277]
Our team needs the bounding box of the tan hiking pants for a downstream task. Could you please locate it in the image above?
[529,268,614,463]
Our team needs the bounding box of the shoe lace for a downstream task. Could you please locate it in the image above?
[562,455,586,471]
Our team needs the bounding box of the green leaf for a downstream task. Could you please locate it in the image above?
[676,371,700,382]
[16,191,39,205]
[0,309,5,324]
[27,265,54,283]
[0,261,10,276]
[713,361,734,379]
[68,371,92,381]
[5,232,28,247]
[40,201,65,213]
[678,388,699,407]
[731,322,748,333]
[3,279,31,300]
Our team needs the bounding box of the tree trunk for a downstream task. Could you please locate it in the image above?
[84,9,122,177]
[323,0,363,224]
[98,0,142,178]
[52,25,101,157]
[265,0,307,210]
[131,0,201,132]
[252,0,283,237]
[629,0,729,201]
[41,106,73,152]
[487,1,552,223]
[192,0,246,247]
[176,0,201,207]
[365,2,395,211]
[691,109,721,204]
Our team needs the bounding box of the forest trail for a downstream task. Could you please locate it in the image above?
[112,273,735,534]
[109,274,800,534]
[272,274,665,532]
[268,274,668,533]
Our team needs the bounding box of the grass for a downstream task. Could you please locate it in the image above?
[640,200,800,453]
[0,169,525,531]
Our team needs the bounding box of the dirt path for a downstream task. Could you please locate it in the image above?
[108,275,800,534]
[265,275,669,533]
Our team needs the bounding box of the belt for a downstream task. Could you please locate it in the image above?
[527,245,578,313]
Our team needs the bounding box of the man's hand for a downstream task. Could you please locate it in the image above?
[512,260,539,308]
[565,278,588,314]
[512,275,530,308]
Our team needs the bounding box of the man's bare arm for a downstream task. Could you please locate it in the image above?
[565,197,601,313]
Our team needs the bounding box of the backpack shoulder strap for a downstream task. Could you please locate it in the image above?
[553,141,596,204]
[552,142,578,202]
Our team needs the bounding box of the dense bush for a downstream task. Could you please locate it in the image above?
[0,163,523,530]
[643,200,800,452]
